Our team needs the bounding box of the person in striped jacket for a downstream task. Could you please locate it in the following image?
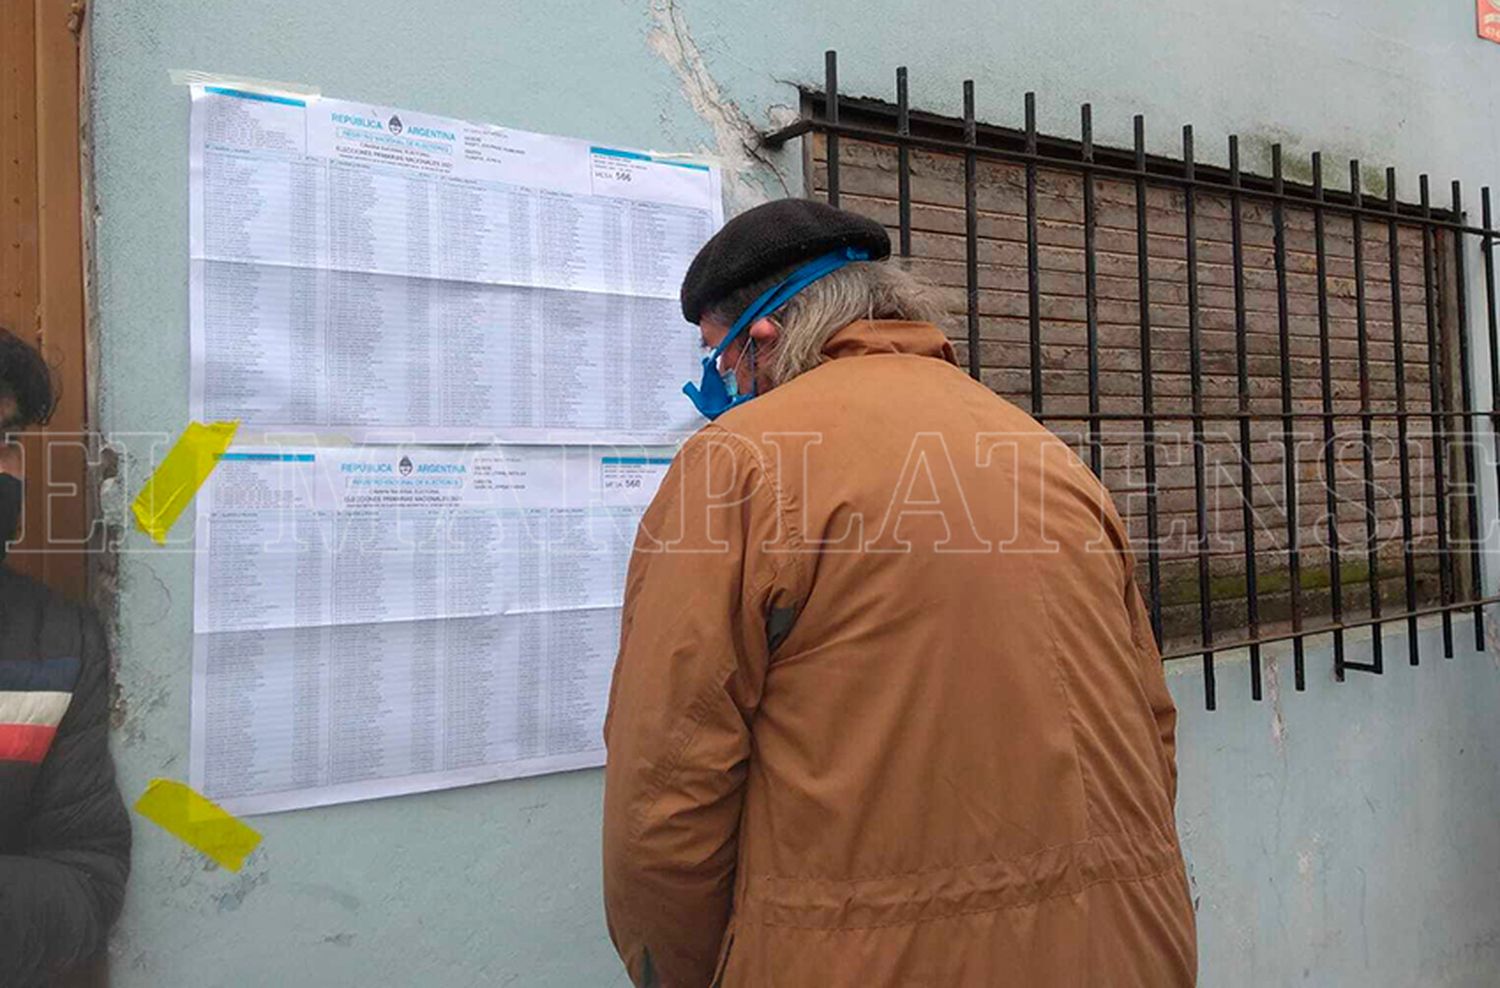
[0,327,131,988]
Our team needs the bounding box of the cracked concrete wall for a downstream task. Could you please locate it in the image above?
[645,0,798,209]
[1170,622,1500,987]
[88,1,1500,984]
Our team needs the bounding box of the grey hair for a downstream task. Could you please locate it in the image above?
[705,259,950,386]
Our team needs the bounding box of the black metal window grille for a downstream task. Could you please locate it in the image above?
[762,52,1497,709]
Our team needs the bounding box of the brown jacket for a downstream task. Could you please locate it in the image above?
[603,320,1195,987]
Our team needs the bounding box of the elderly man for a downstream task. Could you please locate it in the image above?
[0,328,131,987]
[602,200,1194,987]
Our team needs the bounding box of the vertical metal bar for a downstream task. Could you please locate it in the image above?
[1420,175,1455,657]
[1230,136,1263,700]
[824,51,839,208]
[1312,153,1347,678]
[1484,188,1500,644]
[1082,105,1102,478]
[963,81,980,381]
[1450,180,1486,650]
[1025,93,1042,414]
[1183,125,1215,709]
[1350,162,1384,673]
[1273,146,1308,689]
[1134,116,1164,645]
[1389,169,1421,664]
[896,67,912,259]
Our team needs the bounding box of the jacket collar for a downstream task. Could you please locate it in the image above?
[819,320,958,366]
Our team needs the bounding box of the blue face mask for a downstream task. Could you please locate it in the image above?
[683,247,870,421]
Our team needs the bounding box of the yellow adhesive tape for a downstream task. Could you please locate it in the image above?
[134,778,261,872]
[130,421,239,544]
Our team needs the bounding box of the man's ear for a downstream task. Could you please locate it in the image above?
[747,317,780,346]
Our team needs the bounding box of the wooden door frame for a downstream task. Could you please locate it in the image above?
[1,0,93,604]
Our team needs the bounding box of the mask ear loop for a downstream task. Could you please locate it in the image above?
[684,247,871,419]
[710,248,859,373]
[724,334,756,390]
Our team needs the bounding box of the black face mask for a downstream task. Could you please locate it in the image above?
[0,475,22,561]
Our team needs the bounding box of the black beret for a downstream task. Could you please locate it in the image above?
[680,199,891,323]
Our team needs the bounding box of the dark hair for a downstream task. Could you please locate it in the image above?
[0,328,56,428]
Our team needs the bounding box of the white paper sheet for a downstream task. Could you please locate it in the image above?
[188,85,721,443]
[189,445,674,815]
[190,610,621,816]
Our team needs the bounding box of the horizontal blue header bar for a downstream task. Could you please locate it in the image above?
[218,453,315,462]
[602,456,674,466]
[591,146,710,173]
[592,146,651,162]
[205,86,306,108]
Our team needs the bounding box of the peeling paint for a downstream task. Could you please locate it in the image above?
[1296,832,1327,886]
[94,449,128,727]
[645,0,793,210]
[213,866,269,913]
[1264,652,1288,752]
[290,881,363,913]
[127,557,175,626]
[1185,854,1201,913]
[109,677,128,731]
[119,666,171,749]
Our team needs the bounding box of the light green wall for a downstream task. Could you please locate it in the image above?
[89,1,1500,984]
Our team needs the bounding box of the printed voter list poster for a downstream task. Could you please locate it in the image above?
[189,445,674,815]
[183,79,712,813]
[187,84,723,444]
